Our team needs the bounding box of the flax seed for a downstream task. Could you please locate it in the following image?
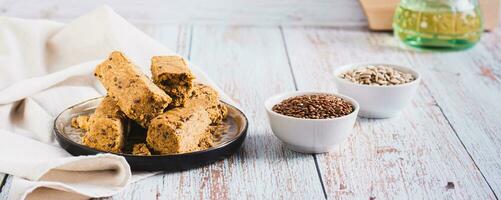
[272,94,354,119]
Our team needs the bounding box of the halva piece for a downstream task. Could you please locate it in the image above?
[185,84,228,123]
[132,143,152,156]
[151,56,195,107]
[146,107,211,154]
[71,115,90,130]
[94,51,172,127]
[82,96,126,153]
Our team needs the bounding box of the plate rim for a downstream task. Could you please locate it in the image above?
[53,96,248,158]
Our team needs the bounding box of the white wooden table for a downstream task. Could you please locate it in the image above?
[1,1,501,199]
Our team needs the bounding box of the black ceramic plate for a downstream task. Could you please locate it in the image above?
[54,97,248,171]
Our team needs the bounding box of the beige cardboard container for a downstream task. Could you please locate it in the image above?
[360,0,500,31]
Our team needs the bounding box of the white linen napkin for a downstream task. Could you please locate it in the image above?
[0,6,234,200]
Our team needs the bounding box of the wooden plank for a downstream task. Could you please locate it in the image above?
[402,30,501,196]
[111,25,325,199]
[105,25,192,199]
[0,0,367,27]
[175,25,324,199]
[281,27,498,199]
[135,24,192,57]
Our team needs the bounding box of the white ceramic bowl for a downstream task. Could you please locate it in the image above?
[333,63,421,118]
[265,91,359,154]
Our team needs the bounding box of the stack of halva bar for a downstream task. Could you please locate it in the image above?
[72,51,227,155]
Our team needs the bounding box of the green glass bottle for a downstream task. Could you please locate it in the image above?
[393,0,483,50]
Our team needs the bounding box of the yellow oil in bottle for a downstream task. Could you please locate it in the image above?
[393,2,482,50]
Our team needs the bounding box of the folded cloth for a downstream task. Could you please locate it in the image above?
[0,6,234,200]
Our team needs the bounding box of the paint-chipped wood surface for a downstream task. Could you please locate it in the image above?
[104,25,501,199]
[107,25,325,199]
[1,17,501,200]
[282,27,500,199]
